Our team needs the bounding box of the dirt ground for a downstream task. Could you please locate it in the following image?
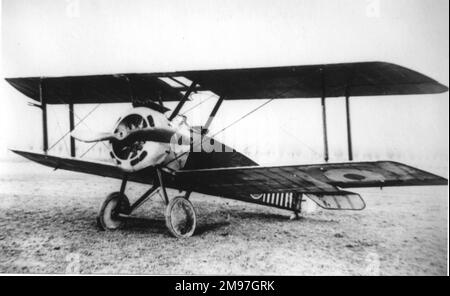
[0,160,447,275]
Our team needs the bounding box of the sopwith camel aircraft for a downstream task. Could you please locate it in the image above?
[6,61,448,237]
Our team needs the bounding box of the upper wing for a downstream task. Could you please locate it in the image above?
[175,161,447,199]
[6,62,448,104]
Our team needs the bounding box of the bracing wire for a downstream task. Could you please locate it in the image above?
[80,141,99,158]
[66,104,110,151]
[210,99,274,138]
[49,107,70,155]
[180,93,217,116]
[47,103,102,152]
[276,122,323,158]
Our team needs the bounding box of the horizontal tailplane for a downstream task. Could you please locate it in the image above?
[306,191,365,210]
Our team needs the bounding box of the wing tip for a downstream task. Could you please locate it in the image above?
[9,148,41,160]
[378,160,448,184]
[9,148,26,155]
[435,83,449,94]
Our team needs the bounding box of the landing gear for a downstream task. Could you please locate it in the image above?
[96,192,131,230]
[97,169,197,238]
[165,196,197,238]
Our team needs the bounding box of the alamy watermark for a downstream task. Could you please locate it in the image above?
[65,0,80,18]
[365,0,380,18]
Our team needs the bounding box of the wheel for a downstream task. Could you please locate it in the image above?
[165,196,197,238]
[97,192,131,231]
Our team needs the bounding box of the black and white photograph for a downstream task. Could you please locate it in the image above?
[0,0,448,278]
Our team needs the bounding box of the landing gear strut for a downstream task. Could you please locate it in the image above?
[96,169,197,238]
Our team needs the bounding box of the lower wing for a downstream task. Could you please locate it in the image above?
[12,150,447,210]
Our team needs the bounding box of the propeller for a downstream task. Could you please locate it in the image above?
[71,127,189,144]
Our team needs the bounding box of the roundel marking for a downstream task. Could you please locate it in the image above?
[343,173,366,181]
[250,194,263,200]
[324,169,385,183]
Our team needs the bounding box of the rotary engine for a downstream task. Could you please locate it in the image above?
[108,107,190,172]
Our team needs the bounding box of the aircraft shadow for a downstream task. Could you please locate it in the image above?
[227,211,340,225]
[233,211,289,221]
[121,216,167,234]
[195,221,230,235]
[120,215,230,236]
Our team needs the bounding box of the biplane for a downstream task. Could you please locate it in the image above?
[6,61,448,238]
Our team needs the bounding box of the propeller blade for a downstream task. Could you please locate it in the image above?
[70,130,115,143]
[71,127,190,144]
[125,127,190,143]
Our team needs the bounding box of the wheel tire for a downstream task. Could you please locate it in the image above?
[165,196,197,238]
[97,192,131,231]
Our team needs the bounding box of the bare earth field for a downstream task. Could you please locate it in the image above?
[0,160,447,275]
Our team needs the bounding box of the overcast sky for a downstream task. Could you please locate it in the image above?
[1,0,448,173]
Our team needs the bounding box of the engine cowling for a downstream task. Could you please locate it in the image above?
[109,107,175,172]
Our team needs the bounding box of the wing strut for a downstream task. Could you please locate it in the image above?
[69,103,76,157]
[320,68,329,162]
[345,88,353,161]
[321,71,354,162]
[203,96,224,133]
[169,81,196,120]
[39,78,48,154]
